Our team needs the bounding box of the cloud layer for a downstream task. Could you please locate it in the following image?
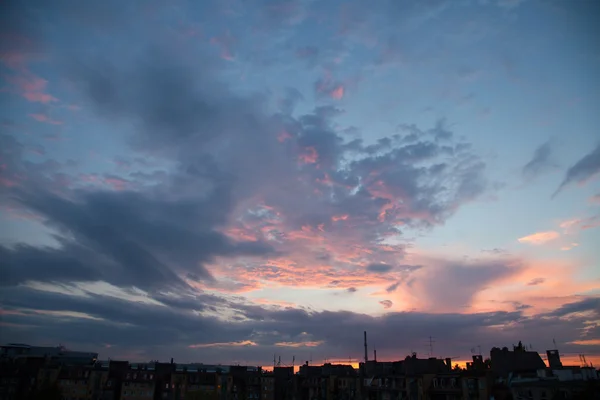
[1,0,599,366]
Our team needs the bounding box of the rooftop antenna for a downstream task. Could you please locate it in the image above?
[428,336,435,357]
[553,339,558,350]
[292,356,295,368]
[374,349,377,362]
[277,356,281,367]
[273,354,276,368]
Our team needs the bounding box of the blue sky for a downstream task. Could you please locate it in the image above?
[1,0,599,366]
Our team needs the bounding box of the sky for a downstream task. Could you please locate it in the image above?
[1,0,599,368]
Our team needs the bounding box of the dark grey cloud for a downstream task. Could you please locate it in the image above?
[366,263,393,273]
[3,184,274,291]
[554,143,600,197]
[0,242,102,287]
[527,277,545,286]
[522,141,557,180]
[0,0,500,362]
[1,286,597,364]
[415,260,521,310]
[386,282,400,293]
[545,297,600,318]
[379,300,393,309]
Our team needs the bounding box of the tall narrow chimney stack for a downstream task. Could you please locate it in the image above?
[364,331,368,364]
[374,349,377,362]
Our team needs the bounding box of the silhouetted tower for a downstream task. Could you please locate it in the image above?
[547,349,563,369]
[364,331,368,364]
[428,336,435,357]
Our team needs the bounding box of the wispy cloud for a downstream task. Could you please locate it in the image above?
[518,231,560,245]
[554,144,600,197]
[189,340,257,348]
[560,216,600,233]
[274,341,323,348]
[527,277,545,286]
[522,141,557,180]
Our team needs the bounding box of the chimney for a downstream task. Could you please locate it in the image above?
[374,350,377,362]
[170,358,173,364]
[364,331,368,364]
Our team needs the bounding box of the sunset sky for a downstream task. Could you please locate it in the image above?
[1,0,599,368]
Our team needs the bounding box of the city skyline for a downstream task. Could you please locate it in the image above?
[1,0,599,368]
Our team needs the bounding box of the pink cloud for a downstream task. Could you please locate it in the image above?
[5,74,58,103]
[298,146,318,164]
[277,130,293,143]
[274,341,323,348]
[223,227,259,242]
[29,113,63,125]
[316,76,346,100]
[76,174,131,191]
[104,177,130,191]
[331,214,349,222]
[472,256,600,316]
[210,32,236,61]
[517,231,560,245]
[0,176,19,188]
[589,194,600,205]
[23,92,57,103]
[0,34,39,69]
[560,243,579,251]
[0,52,28,70]
[561,216,600,232]
[569,339,600,346]
[330,85,345,99]
[189,340,257,349]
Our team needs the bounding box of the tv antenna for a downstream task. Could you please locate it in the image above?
[428,336,435,357]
